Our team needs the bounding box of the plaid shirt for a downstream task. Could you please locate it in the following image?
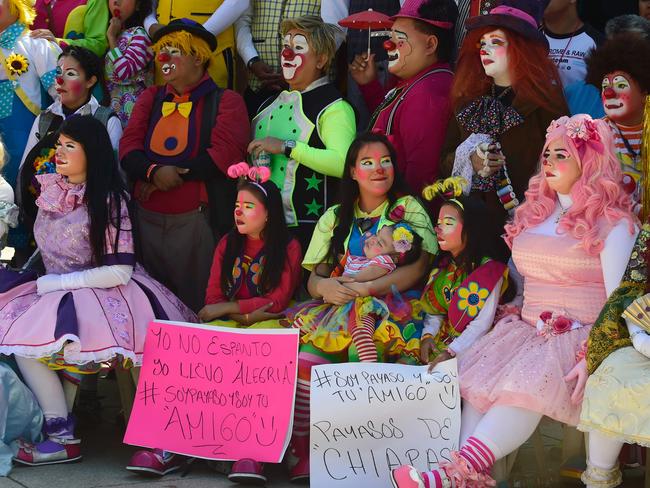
[248,0,321,91]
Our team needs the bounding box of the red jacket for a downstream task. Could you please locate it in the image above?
[205,236,303,313]
[119,74,250,214]
[360,63,453,195]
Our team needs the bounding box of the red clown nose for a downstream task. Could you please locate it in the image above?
[55,76,64,85]
[603,87,616,99]
[157,52,171,63]
[383,39,396,51]
[281,47,295,60]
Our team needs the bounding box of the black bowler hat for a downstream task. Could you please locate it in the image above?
[466,0,549,48]
[152,18,217,52]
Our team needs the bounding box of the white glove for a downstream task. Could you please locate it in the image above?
[36,274,63,295]
[629,322,650,359]
[36,265,132,295]
[423,314,443,338]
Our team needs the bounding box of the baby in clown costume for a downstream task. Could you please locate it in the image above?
[0,0,59,254]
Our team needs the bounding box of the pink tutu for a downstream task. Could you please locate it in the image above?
[459,316,590,426]
[0,266,196,370]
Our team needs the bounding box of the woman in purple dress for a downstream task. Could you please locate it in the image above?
[0,115,196,466]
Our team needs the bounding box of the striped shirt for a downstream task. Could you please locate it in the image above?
[105,26,154,127]
[606,117,644,210]
[343,254,396,277]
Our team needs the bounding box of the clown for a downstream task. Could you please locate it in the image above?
[0,0,59,255]
[585,34,650,218]
[119,18,249,314]
[247,15,356,251]
[578,218,650,488]
[418,177,509,368]
[441,0,567,256]
[393,114,638,488]
[349,0,458,195]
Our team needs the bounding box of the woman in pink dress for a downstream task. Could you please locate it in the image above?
[0,115,196,466]
[392,115,638,488]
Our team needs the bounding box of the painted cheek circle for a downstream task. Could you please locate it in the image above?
[69,80,84,95]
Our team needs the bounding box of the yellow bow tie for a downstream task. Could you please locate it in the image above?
[161,101,193,118]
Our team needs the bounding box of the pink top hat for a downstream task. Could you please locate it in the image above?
[390,0,454,30]
[465,0,548,48]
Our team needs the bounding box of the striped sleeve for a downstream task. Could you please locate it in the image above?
[106,27,152,82]
[368,254,397,272]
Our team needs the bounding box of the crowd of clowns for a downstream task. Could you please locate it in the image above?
[0,0,648,486]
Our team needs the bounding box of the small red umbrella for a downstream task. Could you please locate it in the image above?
[338,8,393,57]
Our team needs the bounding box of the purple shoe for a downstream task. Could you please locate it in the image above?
[14,415,82,466]
[126,449,183,476]
[228,458,267,485]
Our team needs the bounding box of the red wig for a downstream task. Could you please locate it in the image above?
[452,26,567,115]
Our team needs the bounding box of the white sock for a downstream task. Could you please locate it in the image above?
[588,431,624,470]
[15,356,68,419]
[471,405,543,460]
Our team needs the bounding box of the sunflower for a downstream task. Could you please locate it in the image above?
[5,53,29,77]
[456,282,489,318]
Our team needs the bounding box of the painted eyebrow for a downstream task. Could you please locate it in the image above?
[394,30,408,37]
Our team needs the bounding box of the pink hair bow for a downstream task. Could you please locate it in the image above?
[227,162,271,183]
[565,117,604,156]
[371,128,397,148]
[546,116,604,156]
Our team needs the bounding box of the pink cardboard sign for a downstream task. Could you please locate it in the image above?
[124,321,299,462]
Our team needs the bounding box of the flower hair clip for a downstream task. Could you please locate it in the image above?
[392,223,414,254]
[227,162,271,196]
[547,115,604,156]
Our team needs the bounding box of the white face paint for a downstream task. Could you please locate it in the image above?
[281,34,308,80]
[601,72,646,124]
[159,46,181,76]
[386,30,409,69]
[479,29,510,85]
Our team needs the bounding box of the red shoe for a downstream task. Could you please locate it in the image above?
[126,449,183,476]
[287,435,309,482]
[228,458,267,485]
[14,415,82,466]
[14,438,82,466]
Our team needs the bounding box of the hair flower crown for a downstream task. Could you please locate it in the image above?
[546,115,604,155]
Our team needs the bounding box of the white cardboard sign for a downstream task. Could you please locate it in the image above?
[310,360,461,488]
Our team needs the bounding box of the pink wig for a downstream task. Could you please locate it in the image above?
[504,114,637,255]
